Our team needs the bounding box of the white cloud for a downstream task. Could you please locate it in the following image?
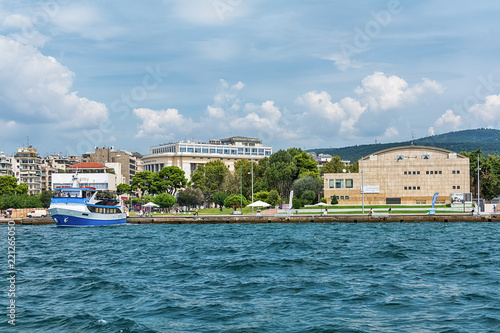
[355,72,445,111]
[322,52,364,71]
[51,4,123,40]
[383,127,399,138]
[435,109,462,128]
[167,0,250,25]
[296,91,345,121]
[0,36,108,129]
[133,108,190,139]
[467,94,500,122]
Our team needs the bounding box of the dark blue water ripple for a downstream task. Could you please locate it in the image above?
[1,222,500,332]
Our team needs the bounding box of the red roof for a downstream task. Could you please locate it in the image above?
[68,162,107,169]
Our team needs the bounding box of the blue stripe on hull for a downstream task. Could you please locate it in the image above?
[52,214,126,227]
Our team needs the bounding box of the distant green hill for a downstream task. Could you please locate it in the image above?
[308,128,500,162]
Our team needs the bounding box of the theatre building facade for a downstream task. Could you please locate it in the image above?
[323,146,471,205]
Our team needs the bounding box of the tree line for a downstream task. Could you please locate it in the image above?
[2,148,500,210]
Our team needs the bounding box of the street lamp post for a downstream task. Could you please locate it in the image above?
[248,159,254,215]
[240,163,242,213]
[361,157,364,214]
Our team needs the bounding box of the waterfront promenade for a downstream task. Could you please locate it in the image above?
[2,213,499,225]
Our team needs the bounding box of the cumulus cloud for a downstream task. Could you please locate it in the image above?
[0,35,108,129]
[435,109,463,128]
[133,108,191,139]
[355,72,445,111]
[467,94,500,122]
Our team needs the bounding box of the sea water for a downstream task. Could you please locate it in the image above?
[1,222,500,332]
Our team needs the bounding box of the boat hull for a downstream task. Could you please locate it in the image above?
[48,207,126,227]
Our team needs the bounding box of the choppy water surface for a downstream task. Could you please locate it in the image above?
[2,222,500,332]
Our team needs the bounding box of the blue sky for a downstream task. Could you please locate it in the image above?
[1,0,500,156]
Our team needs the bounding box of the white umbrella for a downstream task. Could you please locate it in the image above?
[247,200,271,207]
[143,202,159,207]
[314,202,329,206]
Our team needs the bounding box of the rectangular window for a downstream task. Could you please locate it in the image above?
[439,171,442,174]
[329,180,335,188]
[430,171,433,174]
[224,149,230,154]
[336,179,344,188]
[457,185,460,189]
[413,171,416,175]
[453,186,456,189]
[404,171,407,175]
[330,196,334,200]
[404,186,407,190]
[413,186,416,190]
[417,171,420,174]
[195,147,201,153]
[346,179,353,188]
[457,170,460,174]
[397,154,404,160]
[202,148,208,153]
[426,171,429,174]
[265,150,272,156]
[217,149,223,154]
[340,196,344,200]
[417,186,420,190]
[210,148,216,153]
[238,148,244,154]
[187,148,194,152]
[422,154,430,159]
[345,196,349,200]
[452,170,456,174]
[231,149,237,154]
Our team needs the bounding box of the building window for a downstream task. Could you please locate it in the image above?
[329,180,334,188]
[413,171,416,175]
[330,196,334,200]
[439,171,442,174]
[187,148,194,153]
[346,179,353,188]
[336,179,344,188]
[453,186,456,189]
[417,171,420,174]
[417,186,420,190]
[345,196,349,200]
[397,154,404,160]
[457,186,461,189]
[452,170,455,174]
[426,171,429,174]
[217,149,223,154]
[430,171,433,174]
[195,148,201,153]
[404,186,407,190]
[180,147,186,152]
[413,186,416,190]
[340,196,344,200]
[210,148,216,153]
[238,148,244,154]
[404,171,407,175]
[422,154,430,159]
[202,148,208,153]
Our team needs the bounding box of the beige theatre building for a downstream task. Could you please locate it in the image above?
[323,146,471,205]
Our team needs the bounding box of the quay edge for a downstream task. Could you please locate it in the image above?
[1,214,500,226]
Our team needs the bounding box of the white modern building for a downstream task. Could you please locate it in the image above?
[142,136,273,178]
[51,162,120,191]
[0,152,14,177]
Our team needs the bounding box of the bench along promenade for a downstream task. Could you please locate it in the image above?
[2,213,500,225]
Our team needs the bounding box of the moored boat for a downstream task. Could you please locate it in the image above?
[48,174,126,227]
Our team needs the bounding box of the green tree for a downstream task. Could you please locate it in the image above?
[153,193,177,209]
[223,194,248,210]
[301,190,316,205]
[331,195,338,205]
[159,166,187,195]
[322,156,346,174]
[0,176,18,195]
[15,183,28,195]
[213,191,228,211]
[292,175,323,199]
[234,159,254,200]
[265,150,297,199]
[294,151,319,178]
[177,188,204,208]
[254,191,269,203]
[38,190,53,208]
[116,183,132,195]
[131,171,165,195]
[190,160,228,203]
[267,189,281,206]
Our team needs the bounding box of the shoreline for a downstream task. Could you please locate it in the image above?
[1,213,499,225]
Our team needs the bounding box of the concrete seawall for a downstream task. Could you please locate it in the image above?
[2,214,499,225]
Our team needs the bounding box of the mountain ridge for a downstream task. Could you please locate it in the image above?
[307,128,500,162]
